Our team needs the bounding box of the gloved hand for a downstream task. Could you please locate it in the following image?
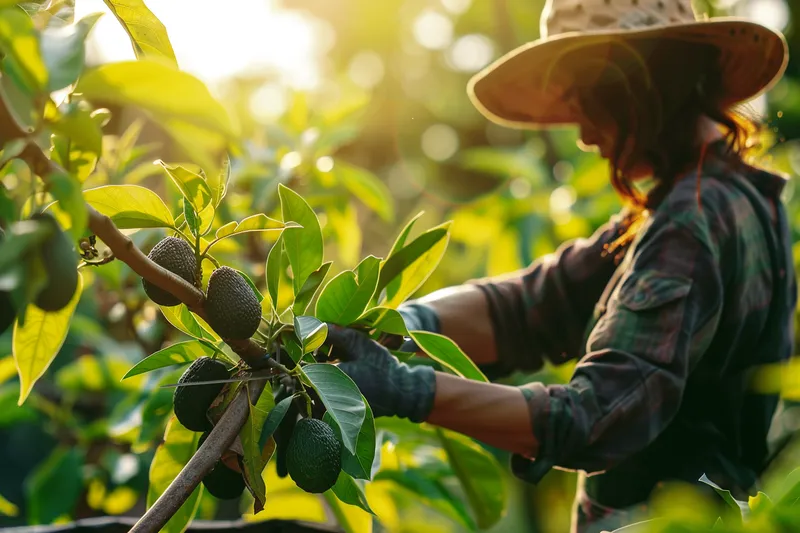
[394,301,441,352]
[325,324,437,422]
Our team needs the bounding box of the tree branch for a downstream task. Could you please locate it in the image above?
[0,97,284,532]
[129,378,269,533]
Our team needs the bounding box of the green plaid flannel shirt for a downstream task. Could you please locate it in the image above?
[471,140,797,517]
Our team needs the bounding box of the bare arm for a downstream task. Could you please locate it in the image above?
[426,371,537,456]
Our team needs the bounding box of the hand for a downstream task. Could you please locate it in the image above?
[325,324,436,422]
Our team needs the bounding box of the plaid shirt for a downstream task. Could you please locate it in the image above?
[471,141,797,530]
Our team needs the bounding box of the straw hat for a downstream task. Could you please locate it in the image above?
[467,0,789,129]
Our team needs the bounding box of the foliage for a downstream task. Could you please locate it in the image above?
[0,1,798,533]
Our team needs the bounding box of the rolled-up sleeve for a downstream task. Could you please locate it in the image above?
[515,213,724,480]
[469,214,632,378]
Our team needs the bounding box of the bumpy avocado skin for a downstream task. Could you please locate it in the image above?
[197,431,246,500]
[31,213,78,312]
[204,266,261,340]
[285,418,342,493]
[142,237,198,306]
[0,227,15,334]
[173,357,230,432]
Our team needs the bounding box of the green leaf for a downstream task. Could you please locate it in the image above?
[197,202,214,237]
[266,236,283,314]
[75,60,235,176]
[257,394,293,450]
[208,154,229,208]
[698,474,746,524]
[183,198,200,238]
[315,255,380,326]
[24,447,83,525]
[332,160,394,222]
[121,339,224,380]
[378,223,451,307]
[147,417,204,533]
[0,7,47,93]
[293,315,327,354]
[102,0,177,67]
[436,428,507,529]
[326,397,377,481]
[48,172,87,240]
[387,211,424,257]
[210,214,296,251]
[748,491,772,516]
[239,382,274,510]
[83,184,174,229]
[12,274,83,405]
[330,470,375,515]
[40,12,101,91]
[354,306,409,336]
[0,491,18,517]
[293,261,332,315]
[159,160,213,214]
[281,335,303,365]
[302,364,365,454]
[159,304,219,343]
[47,103,103,164]
[278,184,323,295]
[409,331,487,383]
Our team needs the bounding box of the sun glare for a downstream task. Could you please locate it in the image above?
[74,0,326,90]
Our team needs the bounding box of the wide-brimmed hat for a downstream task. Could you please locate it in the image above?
[467,0,789,129]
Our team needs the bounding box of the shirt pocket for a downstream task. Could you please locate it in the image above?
[616,271,693,312]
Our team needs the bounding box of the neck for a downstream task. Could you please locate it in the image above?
[697,115,725,145]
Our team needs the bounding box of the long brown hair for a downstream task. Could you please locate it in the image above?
[566,37,763,246]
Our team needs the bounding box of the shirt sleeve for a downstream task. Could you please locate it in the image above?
[516,211,724,478]
[468,213,632,379]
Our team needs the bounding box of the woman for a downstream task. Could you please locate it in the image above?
[324,0,796,531]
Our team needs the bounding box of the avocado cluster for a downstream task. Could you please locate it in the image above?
[174,357,231,432]
[197,431,245,500]
[142,236,198,306]
[205,266,261,340]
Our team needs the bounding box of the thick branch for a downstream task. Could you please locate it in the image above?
[129,378,268,533]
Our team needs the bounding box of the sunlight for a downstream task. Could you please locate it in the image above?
[74,0,327,89]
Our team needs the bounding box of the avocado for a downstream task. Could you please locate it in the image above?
[285,417,341,493]
[142,236,197,306]
[197,431,246,500]
[173,357,230,432]
[204,266,261,340]
[30,213,79,312]
[0,227,16,333]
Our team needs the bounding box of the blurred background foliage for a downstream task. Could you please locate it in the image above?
[2,0,800,532]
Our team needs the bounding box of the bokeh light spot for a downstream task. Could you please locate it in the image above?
[280,151,302,171]
[440,0,473,15]
[249,83,288,122]
[348,51,385,89]
[413,9,454,50]
[316,156,334,173]
[446,34,495,72]
[421,124,459,161]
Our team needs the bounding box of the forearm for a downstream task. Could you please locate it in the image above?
[415,285,498,367]
[425,372,538,457]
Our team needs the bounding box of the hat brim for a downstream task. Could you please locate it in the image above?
[467,17,789,130]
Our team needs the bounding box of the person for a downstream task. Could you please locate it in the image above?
[322,0,796,531]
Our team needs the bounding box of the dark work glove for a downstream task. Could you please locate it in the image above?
[326,324,436,422]
[394,301,441,352]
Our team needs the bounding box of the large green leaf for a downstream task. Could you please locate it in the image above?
[315,255,380,325]
[436,428,507,529]
[40,12,101,91]
[239,382,274,511]
[378,223,451,307]
[159,161,212,214]
[75,60,235,175]
[24,447,83,525]
[83,184,174,229]
[159,304,219,343]
[121,339,227,380]
[302,364,365,454]
[147,417,204,533]
[0,7,47,93]
[325,397,377,481]
[330,470,375,515]
[354,306,409,336]
[102,0,177,66]
[265,236,283,314]
[332,160,394,223]
[47,171,88,240]
[210,215,297,253]
[409,331,487,383]
[294,315,327,354]
[257,394,293,450]
[293,261,332,315]
[12,274,83,405]
[278,184,323,294]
